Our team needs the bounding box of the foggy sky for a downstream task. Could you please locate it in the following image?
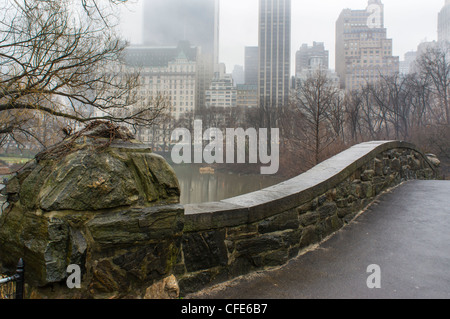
[119,0,445,73]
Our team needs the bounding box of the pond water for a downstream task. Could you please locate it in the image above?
[172,165,284,205]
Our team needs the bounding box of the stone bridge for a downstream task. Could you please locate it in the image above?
[178,140,441,296]
[0,134,443,298]
[187,179,450,299]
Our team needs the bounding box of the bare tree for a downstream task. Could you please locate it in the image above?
[328,91,346,142]
[416,44,450,125]
[293,70,339,165]
[344,89,363,142]
[359,82,392,140]
[369,74,413,140]
[407,71,433,129]
[0,0,168,148]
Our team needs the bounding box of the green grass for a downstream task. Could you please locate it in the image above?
[0,156,32,165]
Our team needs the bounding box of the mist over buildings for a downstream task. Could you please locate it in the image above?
[120,0,443,73]
[142,0,218,58]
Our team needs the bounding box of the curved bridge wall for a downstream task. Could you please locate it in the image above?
[176,141,439,295]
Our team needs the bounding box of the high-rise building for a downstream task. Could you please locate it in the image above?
[245,46,259,85]
[258,0,291,109]
[142,0,220,112]
[335,0,399,91]
[399,51,418,75]
[123,41,200,117]
[294,42,339,89]
[97,44,198,148]
[237,84,258,108]
[205,76,237,109]
[232,65,245,85]
[142,0,219,62]
[124,41,197,68]
[295,42,329,77]
[438,0,450,43]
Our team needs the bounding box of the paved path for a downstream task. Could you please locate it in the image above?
[188,180,450,299]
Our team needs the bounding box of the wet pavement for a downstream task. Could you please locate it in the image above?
[188,180,450,299]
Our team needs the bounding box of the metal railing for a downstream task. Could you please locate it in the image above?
[0,259,25,299]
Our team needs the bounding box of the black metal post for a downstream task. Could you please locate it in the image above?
[14,259,24,299]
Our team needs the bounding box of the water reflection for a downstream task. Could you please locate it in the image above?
[172,165,284,205]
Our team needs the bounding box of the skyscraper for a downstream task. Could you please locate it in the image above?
[245,46,259,85]
[438,0,450,43]
[295,42,329,76]
[335,0,399,91]
[258,0,291,109]
[294,42,339,89]
[142,0,220,111]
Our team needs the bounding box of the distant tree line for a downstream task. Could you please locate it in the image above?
[1,0,447,179]
[280,43,450,178]
[170,43,449,178]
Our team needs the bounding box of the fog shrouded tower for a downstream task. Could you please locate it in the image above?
[142,0,219,63]
[142,0,219,111]
[245,46,259,86]
[335,0,399,91]
[258,0,291,110]
[439,0,450,43]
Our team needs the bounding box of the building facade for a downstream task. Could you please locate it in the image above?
[232,65,245,85]
[335,0,399,91]
[258,0,291,109]
[142,0,220,112]
[236,84,258,108]
[295,42,329,77]
[205,65,237,108]
[116,45,197,149]
[294,42,339,89]
[399,51,418,75]
[124,42,198,117]
[142,0,219,63]
[245,46,259,85]
[438,0,450,43]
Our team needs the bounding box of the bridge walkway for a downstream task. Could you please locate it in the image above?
[187,180,450,299]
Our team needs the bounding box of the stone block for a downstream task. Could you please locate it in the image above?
[258,209,299,234]
[178,270,217,295]
[360,182,374,199]
[89,259,128,295]
[281,229,303,247]
[297,198,318,215]
[182,231,228,272]
[374,158,384,176]
[318,203,337,219]
[299,211,320,227]
[337,207,352,219]
[336,197,349,208]
[299,225,319,249]
[87,205,184,248]
[391,158,401,171]
[144,275,180,299]
[318,215,344,238]
[261,249,289,267]
[361,169,375,181]
[235,234,284,257]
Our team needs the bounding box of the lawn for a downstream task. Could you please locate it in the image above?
[0,156,32,165]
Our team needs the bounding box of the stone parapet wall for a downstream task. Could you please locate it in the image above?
[175,141,439,295]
